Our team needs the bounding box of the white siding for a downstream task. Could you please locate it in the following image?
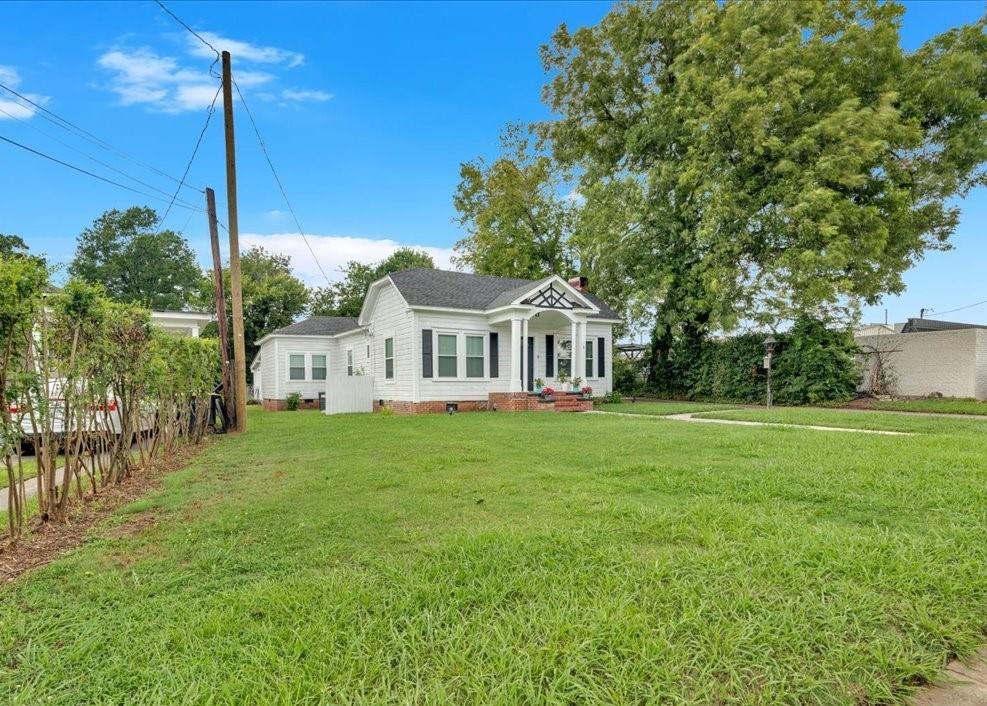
[415,311,512,401]
[333,329,372,377]
[856,328,987,400]
[366,282,415,402]
[260,343,277,400]
[272,335,334,402]
[585,322,614,395]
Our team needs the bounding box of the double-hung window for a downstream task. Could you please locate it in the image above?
[346,349,354,376]
[437,334,458,377]
[384,338,394,379]
[288,354,306,381]
[312,355,327,380]
[557,339,572,377]
[465,335,484,378]
[585,341,594,379]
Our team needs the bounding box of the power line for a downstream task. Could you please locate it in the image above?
[927,298,987,318]
[0,81,201,193]
[0,133,205,213]
[153,0,221,78]
[0,104,202,209]
[161,81,223,224]
[232,78,333,286]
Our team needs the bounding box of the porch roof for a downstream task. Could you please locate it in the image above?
[388,269,621,320]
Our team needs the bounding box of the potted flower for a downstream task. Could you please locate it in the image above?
[557,372,570,391]
[540,386,555,402]
[534,377,545,394]
[581,385,593,399]
[571,377,583,394]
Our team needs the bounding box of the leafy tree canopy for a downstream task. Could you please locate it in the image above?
[200,246,310,363]
[310,247,435,318]
[453,125,577,280]
[69,207,205,311]
[539,0,986,340]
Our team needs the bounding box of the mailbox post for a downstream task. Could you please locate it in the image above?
[763,335,777,409]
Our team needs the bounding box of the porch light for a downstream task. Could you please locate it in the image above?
[763,335,777,353]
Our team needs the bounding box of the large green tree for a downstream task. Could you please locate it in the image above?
[310,247,435,317]
[539,0,986,384]
[201,246,310,362]
[453,126,576,279]
[69,207,204,311]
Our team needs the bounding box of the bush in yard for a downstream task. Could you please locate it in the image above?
[285,392,301,411]
[612,355,645,395]
[654,317,860,405]
[773,317,860,406]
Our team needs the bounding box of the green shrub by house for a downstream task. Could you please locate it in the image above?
[651,317,859,405]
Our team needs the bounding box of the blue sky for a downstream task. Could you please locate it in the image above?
[0,0,984,326]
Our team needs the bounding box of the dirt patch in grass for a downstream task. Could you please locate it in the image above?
[0,440,209,584]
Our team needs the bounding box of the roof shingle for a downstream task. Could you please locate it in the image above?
[270,316,361,336]
[387,269,620,320]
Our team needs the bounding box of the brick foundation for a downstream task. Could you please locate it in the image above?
[368,392,593,415]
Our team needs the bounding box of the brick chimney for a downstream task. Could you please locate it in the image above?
[568,275,588,292]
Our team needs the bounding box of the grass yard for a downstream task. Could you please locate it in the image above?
[3,407,987,704]
[870,397,987,416]
[596,399,740,415]
[695,406,987,434]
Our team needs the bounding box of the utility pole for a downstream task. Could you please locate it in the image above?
[205,187,235,432]
[222,50,248,432]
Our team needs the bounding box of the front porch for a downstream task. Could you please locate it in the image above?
[488,391,593,413]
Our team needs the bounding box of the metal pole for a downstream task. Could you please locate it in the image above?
[766,355,773,409]
[206,187,234,431]
[222,50,248,433]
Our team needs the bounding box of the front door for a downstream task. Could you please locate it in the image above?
[527,336,535,392]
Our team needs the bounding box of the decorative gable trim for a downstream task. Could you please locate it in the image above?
[507,275,599,312]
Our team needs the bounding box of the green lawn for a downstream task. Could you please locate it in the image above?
[3,408,987,704]
[597,399,740,415]
[871,397,987,416]
[696,406,987,434]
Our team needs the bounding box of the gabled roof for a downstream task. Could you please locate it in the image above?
[387,269,621,320]
[269,316,361,336]
[901,318,987,333]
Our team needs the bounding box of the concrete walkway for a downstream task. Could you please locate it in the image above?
[912,649,987,705]
[590,410,913,435]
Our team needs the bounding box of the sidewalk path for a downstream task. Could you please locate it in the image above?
[590,410,913,436]
[912,649,987,705]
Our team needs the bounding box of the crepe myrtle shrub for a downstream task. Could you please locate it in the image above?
[0,252,48,537]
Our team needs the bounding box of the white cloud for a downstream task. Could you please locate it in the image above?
[241,232,457,286]
[280,88,333,103]
[186,32,304,68]
[0,65,49,120]
[97,29,324,114]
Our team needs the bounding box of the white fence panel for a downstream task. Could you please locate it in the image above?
[324,374,374,415]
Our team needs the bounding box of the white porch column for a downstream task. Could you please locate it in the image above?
[570,319,579,381]
[510,318,523,392]
[521,317,529,391]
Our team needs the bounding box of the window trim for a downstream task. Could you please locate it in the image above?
[346,348,354,377]
[311,353,328,381]
[555,337,572,378]
[436,333,459,378]
[584,340,595,380]
[465,334,485,378]
[287,352,306,381]
[427,328,490,382]
[384,336,395,380]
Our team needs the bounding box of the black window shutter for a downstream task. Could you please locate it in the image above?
[422,329,433,378]
[545,335,554,378]
[597,337,605,378]
[489,332,499,377]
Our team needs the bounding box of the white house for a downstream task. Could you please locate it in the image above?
[251,269,622,413]
[150,310,213,337]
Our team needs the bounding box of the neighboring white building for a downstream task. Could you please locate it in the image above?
[856,318,987,400]
[150,310,213,337]
[252,269,621,413]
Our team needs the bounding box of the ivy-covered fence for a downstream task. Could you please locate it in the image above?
[1,255,218,539]
[641,317,861,405]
